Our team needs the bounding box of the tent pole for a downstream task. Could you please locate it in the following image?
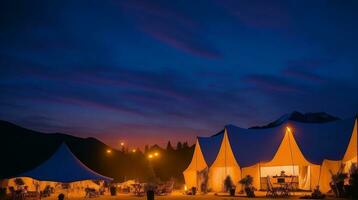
[225,133,227,177]
[258,162,261,190]
[317,163,322,190]
[287,128,295,194]
[195,142,198,191]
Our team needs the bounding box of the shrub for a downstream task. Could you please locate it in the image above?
[330,170,348,197]
[14,178,24,186]
[239,175,255,197]
[224,176,234,192]
[349,164,358,198]
[239,175,253,187]
[109,185,117,196]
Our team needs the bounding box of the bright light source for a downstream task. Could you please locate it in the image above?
[106,149,112,154]
[154,152,159,157]
[286,126,291,132]
[184,185,187,191]
[148,154,153,159]
[120,142,124,146]
[132,149,136,153]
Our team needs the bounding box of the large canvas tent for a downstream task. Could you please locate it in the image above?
[184,117,357,193]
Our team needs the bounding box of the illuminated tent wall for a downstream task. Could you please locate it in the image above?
[2,178,101,196]
[184,117,357,193]
[208,129,240,191]
[226,124,320,191]
[2,143,112,195]
[293,118,358,192]
[183,132,223,190]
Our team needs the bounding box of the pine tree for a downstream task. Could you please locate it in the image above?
[176,142,182,150]
[144,145,149,154]
[166,141,174,151]
[183,142,189,149]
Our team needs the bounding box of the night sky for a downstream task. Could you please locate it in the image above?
[1,0,357,149]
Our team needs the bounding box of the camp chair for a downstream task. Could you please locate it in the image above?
[160,181,174,195]
[265,176,278,198]
[277,183,290,197]
[40,185,51,198]
[24,191,40,200]
[9,187,25,200]
[84,188,99,199]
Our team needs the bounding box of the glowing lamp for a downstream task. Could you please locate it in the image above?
[106,149,112,154]
[184,185,187,191]
[148,154,153,159]
[120,142,125,146]
[154,152,159,157]
[286,126,291,132]
[132,149,136,153]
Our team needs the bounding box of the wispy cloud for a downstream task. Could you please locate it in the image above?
[282,68,326,82]
[242,74,303,92]
[219,0,291,30]
[117,0,222,59]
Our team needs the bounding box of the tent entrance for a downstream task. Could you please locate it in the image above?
[259,165,311,190]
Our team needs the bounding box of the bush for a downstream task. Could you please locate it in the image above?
[14,178,24,186]
[0,188,7,198]
[239,175,255,197]
[330,171,348,197]
[199,168,208,194]
[224,176,234,192]
[109,186,117,196]
[348,164,358,198]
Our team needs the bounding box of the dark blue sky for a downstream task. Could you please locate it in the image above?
[1,0,357,149]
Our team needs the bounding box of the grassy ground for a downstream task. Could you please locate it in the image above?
[42,192,340,200]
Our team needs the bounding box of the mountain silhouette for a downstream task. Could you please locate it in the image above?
[0,120,152,181]
[250,111,340,129]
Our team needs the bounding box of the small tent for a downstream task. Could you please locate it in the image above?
[3,143,112,196]
[19,143,113,182]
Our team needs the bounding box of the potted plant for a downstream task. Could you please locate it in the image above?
[239,175,255,197]
[224,176,235,196]
[109,185,117,196]
[191,187,197,195]
[199,168,209,194]
[145,176,160,200]
[144,183,156,200]
[330,171,348,197]
[348,164,358,198]
[0,188,6,199]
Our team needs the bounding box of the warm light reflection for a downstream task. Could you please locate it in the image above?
[106,149,112,154]
[286,126,291,132]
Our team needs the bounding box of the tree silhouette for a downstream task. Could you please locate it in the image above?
[166,141,174,151]
[176,142,182,150]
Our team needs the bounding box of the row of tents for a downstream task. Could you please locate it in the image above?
[183,117,358,193]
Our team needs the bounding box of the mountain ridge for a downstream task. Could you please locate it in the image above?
[249,111,340,129]
[0,120,152,181]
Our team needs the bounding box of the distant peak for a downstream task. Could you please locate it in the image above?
[250,111,340,129]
